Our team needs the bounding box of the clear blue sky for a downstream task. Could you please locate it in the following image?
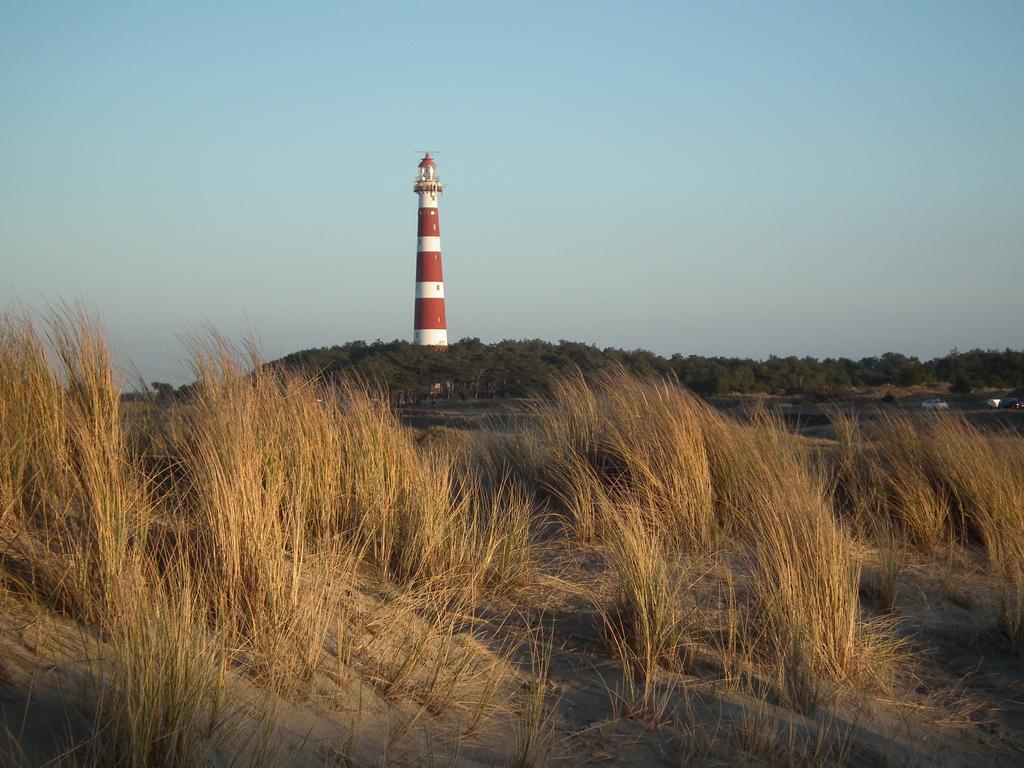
[2,1,1022,383]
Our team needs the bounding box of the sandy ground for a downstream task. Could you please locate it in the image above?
[3,541,1024,767]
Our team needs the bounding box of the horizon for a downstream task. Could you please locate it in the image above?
[3,2,1022,385]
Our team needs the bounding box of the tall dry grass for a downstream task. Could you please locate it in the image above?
[830,409,1024,652]
[168,341,341,685]
[600,505,698,716]
[165,337,539,687]
[830,411,951,549]
[0,309,149,625]
[85,571,228,768]
[0,311,235,765]
[532,370,715,549]
[0,314,540,763]
[703,408,874,712]
[534,371,889,713]
[6,314,1022,763]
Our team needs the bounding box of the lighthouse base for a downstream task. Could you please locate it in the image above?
[414,328,448,346]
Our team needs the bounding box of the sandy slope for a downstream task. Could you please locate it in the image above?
[3,543,1023,767]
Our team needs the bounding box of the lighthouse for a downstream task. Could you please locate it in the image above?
[413,153,448,346]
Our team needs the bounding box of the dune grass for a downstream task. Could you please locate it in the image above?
[531,371,715,549]
[2,315,1022,764]
[830,408,1024,653]
[533,372,892,712]
[0,314,538,763]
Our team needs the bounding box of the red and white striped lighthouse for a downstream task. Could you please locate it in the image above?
[413,153,448,346]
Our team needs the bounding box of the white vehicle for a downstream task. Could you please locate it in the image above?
[986,398,1002,409]
[922,397,950,411]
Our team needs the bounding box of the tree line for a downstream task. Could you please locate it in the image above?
[243,339,1024,400]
